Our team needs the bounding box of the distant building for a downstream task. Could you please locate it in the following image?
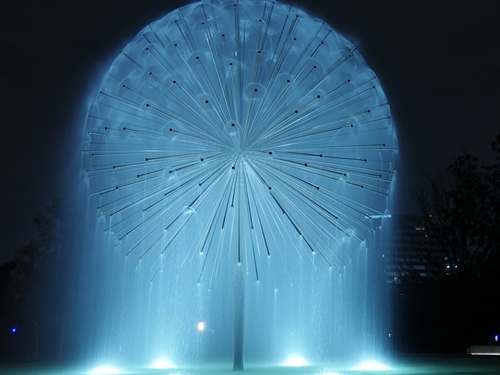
[384,215,452,283]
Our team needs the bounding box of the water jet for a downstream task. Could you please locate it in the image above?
[80,0,397,370]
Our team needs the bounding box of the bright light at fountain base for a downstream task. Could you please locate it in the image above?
[87,365,123,374]
[352,360,390,371]
[149,357,175,369]
[282,354,309,366]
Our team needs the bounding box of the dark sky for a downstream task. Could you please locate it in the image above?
[1,0,499,263]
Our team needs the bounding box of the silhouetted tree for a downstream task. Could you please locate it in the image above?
[5,194,71,359]
[0,259,18,359]
[411,135,500,351]
[414,136,500,276]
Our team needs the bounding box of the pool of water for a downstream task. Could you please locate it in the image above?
[1,356,499,375]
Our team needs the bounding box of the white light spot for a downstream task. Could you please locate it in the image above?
[88,365,123,374]
[197,321,205,331]
[352,360,390,371]
[149,357,175,369]
[282,354,309,366]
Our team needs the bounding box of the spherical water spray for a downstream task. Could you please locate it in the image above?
[83,0,397,369]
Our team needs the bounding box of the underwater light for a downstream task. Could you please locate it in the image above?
[87,365,123,374]
[282,354,309,366]
[197,321,205,331]
[149,357,175,369]
[353,360,390,371]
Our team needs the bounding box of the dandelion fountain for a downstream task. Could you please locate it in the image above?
[80,0,397,372]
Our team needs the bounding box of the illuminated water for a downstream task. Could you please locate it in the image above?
[2,357,500,375]
[75,0,397,369]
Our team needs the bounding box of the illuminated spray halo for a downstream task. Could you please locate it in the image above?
[83,0,397,367]
[84,0,397,281]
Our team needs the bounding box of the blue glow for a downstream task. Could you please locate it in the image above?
[80,0,397,367]
[11,327,17,333]
[85,0,396,278]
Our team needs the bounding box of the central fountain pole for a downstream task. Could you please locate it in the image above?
[233,261,245,370]
[233,165,245,371]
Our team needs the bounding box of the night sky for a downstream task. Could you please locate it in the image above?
[1,0,499,263]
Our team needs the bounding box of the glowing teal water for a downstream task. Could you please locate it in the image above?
[2,357,500,375]
[78,0,397,367]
